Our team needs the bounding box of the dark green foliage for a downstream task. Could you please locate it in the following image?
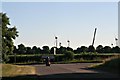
[42,46,50,54]
[63,51,74,61]
[103,46,111,53]
[66,47,73,52]
[18,44,26,54]
[74,53,117,60]
[96,45,103,53]
[13,44,120,55]
[74,46,88,54]
[32,46,40,54]
[7,53,119,64]
[1,13,18,62]
[26,47,32,54]
[111,46,120,53]
[58,46,67,54]
[80,46,88,53]
[96,45,120,53]
[54,55,64,62]
[50,47,54,54]
[87,45,95,52]
[14,44,42,54]
[8,55,42,63]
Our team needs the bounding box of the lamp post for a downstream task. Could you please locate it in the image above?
[55,36,58,48]
[115,38,118,46]
[111,43,113,48]
[54,36,58,55]
[59,42,61,47]
[67,40,70,47]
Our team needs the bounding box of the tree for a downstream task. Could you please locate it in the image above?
[26,47,32,54]
[50,47,54,54]
[42,46,50,54]
[1,13,18,62]
[80,46,88,53]
[32,46,38,54]
[74,46,88,54]
[37,47,41,54]
[18,44,26,54]
[96,45,103,53]
[66,47,73,52]
[87,45,95,52]
[103,46,111,53]
[26,46,41,54]
[111,46,120,53]
[58,46,67,54]
[64,51,74,60]
[13,46,18,53]
[75,47,81,53]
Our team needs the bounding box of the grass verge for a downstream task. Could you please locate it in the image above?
[52,59,103,64]
[1,64,36,77]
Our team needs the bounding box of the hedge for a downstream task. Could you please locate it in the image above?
[7,53,119,63]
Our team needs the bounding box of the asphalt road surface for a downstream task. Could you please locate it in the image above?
[2,63,120,80]
[33,63,119,78]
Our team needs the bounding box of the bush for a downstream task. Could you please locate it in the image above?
[64,51,74,61]
[7,55,42,63]
[74,53,118,60]
[54,55,64,62]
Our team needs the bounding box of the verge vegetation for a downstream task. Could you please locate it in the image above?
[1,64,35,77]
[89,56,120,74]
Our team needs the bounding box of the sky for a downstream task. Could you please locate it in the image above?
[1,0,120,2]
[2,1,118,49]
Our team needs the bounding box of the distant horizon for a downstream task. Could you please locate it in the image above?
[2,2,118,49]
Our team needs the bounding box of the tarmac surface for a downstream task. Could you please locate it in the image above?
[2,63,120,80]
[33,63,119,78]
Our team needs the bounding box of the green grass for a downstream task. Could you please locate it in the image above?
[1,64,36,77]
[9,53,120,56]
[8,54,42,57]
[52,59,103,64]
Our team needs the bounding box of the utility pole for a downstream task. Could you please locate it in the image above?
[92,28,97,46]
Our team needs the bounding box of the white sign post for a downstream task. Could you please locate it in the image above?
[54,47,56,55]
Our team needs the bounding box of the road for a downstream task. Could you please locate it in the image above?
[32,63,119,78]
[2,63,120,80]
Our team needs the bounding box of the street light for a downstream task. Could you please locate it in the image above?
[67,40,70,47]
[55,36,58,48]
[115,38,118,46]
[59,42,61,47]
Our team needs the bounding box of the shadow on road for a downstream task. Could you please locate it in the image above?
[2,73,120,80]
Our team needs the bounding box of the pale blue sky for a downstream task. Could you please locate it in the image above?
[1,0,119,2]
[2,2,118,49]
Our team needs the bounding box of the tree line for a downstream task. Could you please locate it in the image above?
[13,44,120,55]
